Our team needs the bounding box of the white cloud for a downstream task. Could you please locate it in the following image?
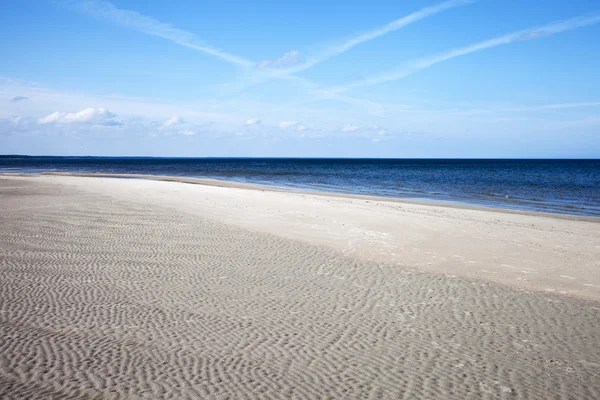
[257,50,304,69]
[181,129,195,136]
[163,115,184,127]
[1,76,232,125]
[245,118,261,125]
[279,120,298,128]
[342,124,360,132]
[70,0,253,67]
[38,112,64,124]
[38,108,122,126]
[278,121,313,131]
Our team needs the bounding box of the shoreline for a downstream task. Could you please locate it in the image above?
[2,171,598,223]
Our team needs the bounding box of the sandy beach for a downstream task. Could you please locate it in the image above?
[1,174,600,399]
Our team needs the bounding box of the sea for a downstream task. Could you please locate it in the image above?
[1,156,599,217]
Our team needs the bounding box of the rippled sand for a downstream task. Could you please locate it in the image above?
[1,176,600,399]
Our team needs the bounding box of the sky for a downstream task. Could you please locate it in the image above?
[1,0,599,157]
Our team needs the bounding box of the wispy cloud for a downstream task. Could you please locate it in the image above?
[220,0,473,101]
[281,0,473,73]
[278,120,312,131]
[511,101,600,111]
[38,107,122,126]
[4,115,34,127]
[257,51,304,69]
[163,116,184,127]
[342,124,361,132]
[372,129,388,143]
[0,115,37,136]
[68,0,254,67]
[445,101,600,116]
[279,120,298,128]
[330,14,600,93]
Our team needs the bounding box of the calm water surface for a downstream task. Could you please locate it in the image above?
[1,156,599,217]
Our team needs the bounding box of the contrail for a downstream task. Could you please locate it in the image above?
[431,101,600,116]
[329,14,600,93]
[519,101,600,111]
[282,0,474,73]
[69,0,254,67]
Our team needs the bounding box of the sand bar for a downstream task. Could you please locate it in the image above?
[1,175,600,399]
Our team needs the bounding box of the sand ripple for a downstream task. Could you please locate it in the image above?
[1,178,600,399]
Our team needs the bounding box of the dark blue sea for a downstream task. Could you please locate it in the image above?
[1,156,599,217]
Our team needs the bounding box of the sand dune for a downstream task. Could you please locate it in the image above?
[1,176,600,399]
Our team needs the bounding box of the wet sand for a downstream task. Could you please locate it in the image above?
[1,175,599,399]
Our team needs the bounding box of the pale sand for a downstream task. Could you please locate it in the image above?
[1,175,600,399]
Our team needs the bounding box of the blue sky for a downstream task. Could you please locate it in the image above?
[1,0,599,157]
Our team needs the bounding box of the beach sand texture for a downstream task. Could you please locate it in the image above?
[1,176,600,399]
